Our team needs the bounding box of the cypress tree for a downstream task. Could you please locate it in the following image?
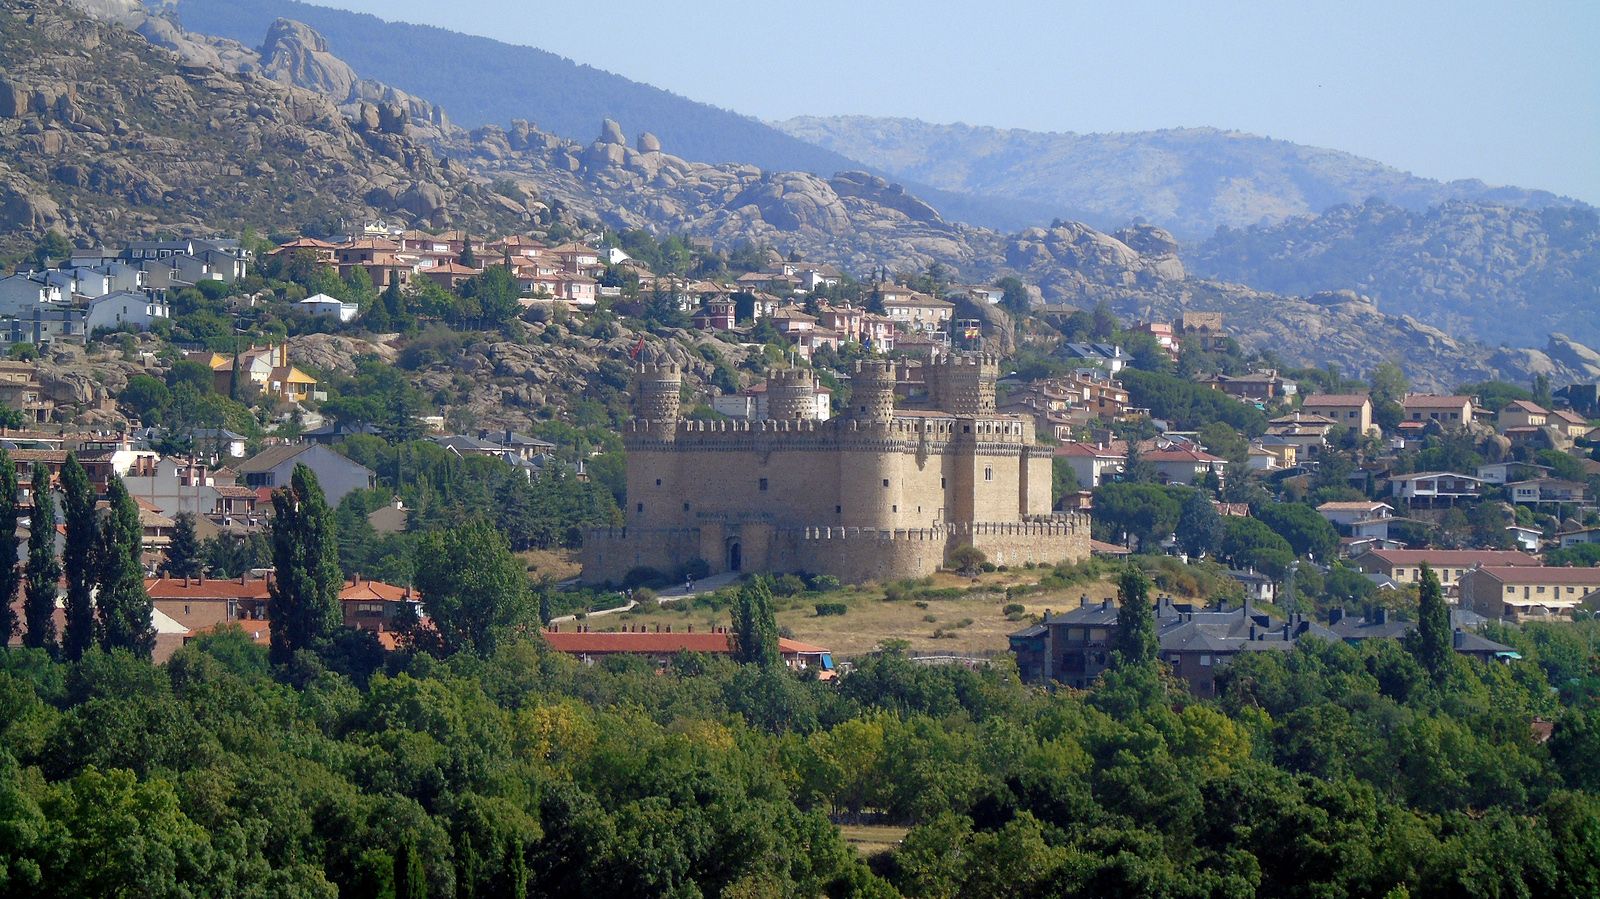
[23,462,59,651]
[1111,566,1157,667]
[0,450,19,646]
[731,576,779,667]
[97,476,154,659]
[268,464,342,666]
[165,512,202,579]
[1410,562,1453,681]
[59,453,98,661]
[393,839,426,899]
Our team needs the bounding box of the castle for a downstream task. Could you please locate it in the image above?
[581,354,1090,585]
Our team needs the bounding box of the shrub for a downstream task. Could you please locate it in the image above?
[773,574,807,596]
[978,562,998,573]
[1003,603,1025,616]
[948,544,988,574]
[923,614,937,623]
[914,601,929,609]
[955,618,975,629]
[808,574,842,592]
[623,566,670,589]
[679,558,711,580]
[814,602,847,617]
[632,588,657,604]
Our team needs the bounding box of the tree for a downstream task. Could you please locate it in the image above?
[1091,483,1181,550]
[995,276,1031,317]
[23,462,59,651]
[413,520,533,656]
[948,545,987,575]
[1111,567,1156,667]
[1369,361,1408,431]
[0,451,17,646]
[1256,502,1339,561]
[1175,490,1223,559]
[1408,562,1452,682]
[459,236,477,268]
[268,464,343,666]
[1122,442,1157,484]
[731,576,779,667]
[394,839,426,899]
[60,454,99,661]
[96,476,154,659]
[164,513,202,579]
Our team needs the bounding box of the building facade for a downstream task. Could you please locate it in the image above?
[583,354,1089,584]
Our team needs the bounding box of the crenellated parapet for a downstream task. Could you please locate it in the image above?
[634,362,682,438]
[926,351,999,415]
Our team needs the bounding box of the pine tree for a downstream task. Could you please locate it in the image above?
[0,450,19,647]
[23,462,59,651]
[459,236,476,268]
[393,839,426,899]
[731,576,779,667]
[165,512,202,578]
[96,476,154,659]
[1409,562,1453,681]
[59,453,98,661]
[268,464,343,666]
[1111,566,1156,668]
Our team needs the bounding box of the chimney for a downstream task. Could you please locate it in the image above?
[182,575,190,587]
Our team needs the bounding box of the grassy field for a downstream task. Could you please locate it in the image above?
[837,824,909,857]
[518,548,582,584]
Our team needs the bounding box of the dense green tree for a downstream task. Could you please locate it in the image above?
[1408,562,1452,681]
[1220,515,1295,575]
[267,464,342,666]
[59,455,98,662]
[1175,489,1223,559]
[1256,501,1340,561]
[96,477,154,659]
[731,576,779,667]
[394,839,426,899]
[0,451,18,646]
[164,512,202,579]
[994,276,1031,317]
[1111,566,1156,667]
[1091,482,1181,550]
[23,462,59,651]
[413,520,533,656]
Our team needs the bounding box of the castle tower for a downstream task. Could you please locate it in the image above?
[634,362,682,438]
[766,368,816,421]
[928,352,998,416]
[850,360,896,424]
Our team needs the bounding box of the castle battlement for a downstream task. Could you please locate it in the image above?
[795,526,945,541]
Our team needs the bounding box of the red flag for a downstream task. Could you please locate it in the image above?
[629,336,645,360]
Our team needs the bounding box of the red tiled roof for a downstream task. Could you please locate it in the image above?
[146,577,271,599]
[1401,394,1474,408]
[1503,400,1549,414]
[1364,549,1538,568]
[1303,394,1370,406]
[1144,448,1225,463]
[339,579,412,602]
[1475,566,1600,585]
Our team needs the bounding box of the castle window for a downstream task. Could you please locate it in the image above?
[683,502,690,511]
[835,505,842,514]
[964,425,971,433]
[655,479,662,486]
[637,502,644,513]
[984,466,993,481]
[892,505,898,513]
[759,478,768,491]
[941,477,946,488]
[882,479,889,488]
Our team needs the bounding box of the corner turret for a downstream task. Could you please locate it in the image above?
[766,367,817,421]
[926,352,998,416]
[634,362,682,439]
[850,360,896,424]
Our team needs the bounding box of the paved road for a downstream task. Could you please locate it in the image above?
[549,571,743,624]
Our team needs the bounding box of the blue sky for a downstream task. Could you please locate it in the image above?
[319,0,1600,203]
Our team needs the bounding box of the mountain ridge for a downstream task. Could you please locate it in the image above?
[776,114,1584,240]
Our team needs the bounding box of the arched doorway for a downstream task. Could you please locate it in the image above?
[726,538,743,572]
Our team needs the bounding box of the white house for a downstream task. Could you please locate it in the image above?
[238,443,376,508]
[1389,472,1482,507]
[1557,526,1600,549]
[83,290,169,335]
[1053,442,1127,489]
[1317,500,1396,540]
[299,293,361,323]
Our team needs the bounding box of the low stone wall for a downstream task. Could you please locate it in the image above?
[580,526,701,584]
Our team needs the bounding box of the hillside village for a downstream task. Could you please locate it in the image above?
[0,219,1597,690]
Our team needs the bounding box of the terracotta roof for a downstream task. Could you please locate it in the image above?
[1473,566,1600,585]
[1053,442,1124,458]
[1401,394,1474,408]
[146,577,271,599]
[1551,410,1588,425]
[214,485,257,498]
[1317,501,1392,512]
[1503,400,1549,414]
[339,579,412,602]
[1303,394,1371,407]
[1364,549,1539,568]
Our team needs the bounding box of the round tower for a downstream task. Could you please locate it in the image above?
[634,362,682,438]
[766,368,816,421]
[850,360,897,424]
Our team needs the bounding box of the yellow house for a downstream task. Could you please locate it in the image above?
[187,344,319,404]
[1301,393,1374,435]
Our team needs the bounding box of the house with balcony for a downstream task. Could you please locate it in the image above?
[1461,566,1600,622]
[1389,471,1482,507]
[1400,394,1478,428]
[1317,500,1396,539]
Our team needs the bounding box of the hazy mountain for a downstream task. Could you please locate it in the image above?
[776,115,1582,241]
[1188,199,1600,348]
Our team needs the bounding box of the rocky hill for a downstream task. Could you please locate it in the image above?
[8,1,1600,391]
[776,115,1581,241]
[0,0,523,253]
[1188,199,1600,349]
